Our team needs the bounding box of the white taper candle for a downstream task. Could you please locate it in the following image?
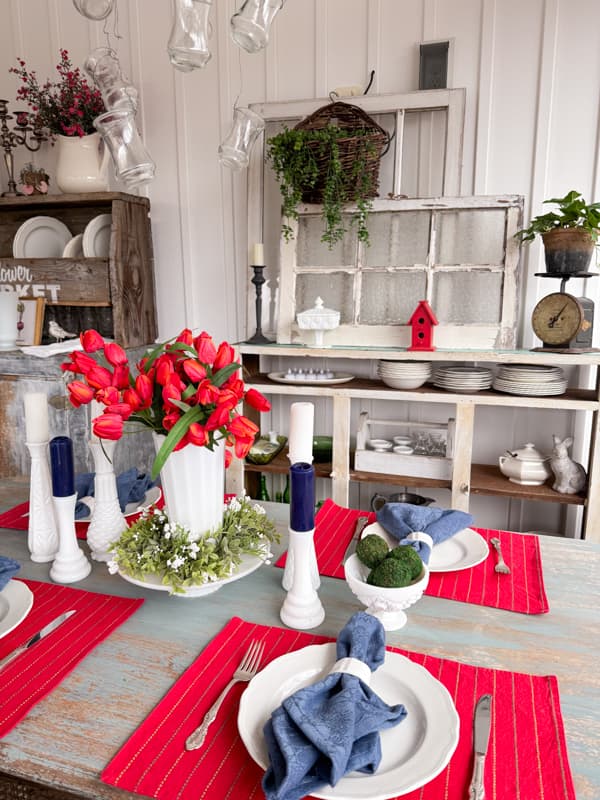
[252,243,265,266]
[24,392,49,444]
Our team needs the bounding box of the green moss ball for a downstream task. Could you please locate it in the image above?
[388,545,424,580]
[367,558,412,588]
[355,534,390,568]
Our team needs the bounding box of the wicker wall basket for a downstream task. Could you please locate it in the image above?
[293,100,389,204]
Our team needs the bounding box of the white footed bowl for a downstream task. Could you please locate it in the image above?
[344,553,429,631]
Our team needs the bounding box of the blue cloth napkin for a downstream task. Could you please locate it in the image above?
[376,502,473,564]
[74,468,157,519]
[262,612,407,800]
[0,556,20,592]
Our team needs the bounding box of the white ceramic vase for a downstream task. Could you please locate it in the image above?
[55,132,110,193]
[153,433,225,540]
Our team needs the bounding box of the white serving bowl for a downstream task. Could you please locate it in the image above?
[344,553,429,631]
[380,376,429,390]
[368,438,393,452]
[393,445,414,455]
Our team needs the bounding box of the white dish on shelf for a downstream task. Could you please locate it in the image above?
[0,580,34,639]
[238,642,459,800]
[82,214,112,257]
[76,486,162,523]
[361,522,489,572]
[268,372,355,385]
[13,216,72,258]
[62,233,84,258]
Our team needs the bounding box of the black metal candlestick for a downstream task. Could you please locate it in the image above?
[246,264,273,344]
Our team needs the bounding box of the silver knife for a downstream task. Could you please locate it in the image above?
[468,693,492,800]
[0,610,76,672]
[341,515,370,564]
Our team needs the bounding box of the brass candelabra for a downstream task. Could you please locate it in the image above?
[0,99,47,197]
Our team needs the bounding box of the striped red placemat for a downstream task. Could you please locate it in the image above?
[101,615,575,800]
[0,579,143,738]
[275,499,549,614]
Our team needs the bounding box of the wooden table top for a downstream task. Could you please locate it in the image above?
[0,490,599,800]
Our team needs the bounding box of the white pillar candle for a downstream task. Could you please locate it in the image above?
[288,402,314,464]
[251,242,265,266]
[24,392,49,444]
[0,291,18,351]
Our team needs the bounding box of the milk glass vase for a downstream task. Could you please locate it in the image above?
[230,0,285,53]
[219,107,265,170]
[94,109,155,189]
[168,0,212,71]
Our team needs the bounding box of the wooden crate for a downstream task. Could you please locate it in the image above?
[0,192,157,348]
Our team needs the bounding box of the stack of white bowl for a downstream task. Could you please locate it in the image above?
[377,360,432,389]
[433,365,493,393]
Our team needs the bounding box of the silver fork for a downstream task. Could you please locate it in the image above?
[490,537,510,574]
[185,639,265,751]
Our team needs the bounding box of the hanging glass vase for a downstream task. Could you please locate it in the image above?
[84,47,138,112]
[168,0,213,71]
[94,108,156,188]
[230,0,285,54]
[72,0,114,20]
[218,107,265,171]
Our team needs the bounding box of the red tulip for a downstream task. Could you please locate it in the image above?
[206,404,231,431]
[92,412,124,440]
[105,402,133,420]
[196,379,219,406]
[67,380,95,407]
[87,364,114,389]
[112,364,131,390]
[218,389,239,411]
[163,410,181,430]
[244,388,271,412]
[135,374,154,408]
[182,358,207,383]
[95,386,119,406]
[61,350,97,375]
[162,383,182,410]
[213,341,236,371]
[188,422,208,446]
[224,449,233,468]
[123,387,142,411]
[234,435,255,459]
[194,332,217,364]
[155,355,174,386]
[176,328,194,346]
[228,414,259,439]
[80,329,104,352]
[104,342,128,367]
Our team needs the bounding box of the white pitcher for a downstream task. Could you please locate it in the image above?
[55,132,110,193]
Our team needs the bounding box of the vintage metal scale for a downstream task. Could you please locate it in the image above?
[531,272,597,353]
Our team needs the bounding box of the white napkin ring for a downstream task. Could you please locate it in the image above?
[405,531,434,550]
[329,657,372,685]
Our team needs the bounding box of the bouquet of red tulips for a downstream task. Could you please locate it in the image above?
[62,329,271,478]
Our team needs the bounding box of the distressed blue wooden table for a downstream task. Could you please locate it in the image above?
[0,489,598,799]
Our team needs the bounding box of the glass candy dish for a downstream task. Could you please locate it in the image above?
[296,297,340,347]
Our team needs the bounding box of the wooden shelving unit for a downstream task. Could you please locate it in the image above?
[231,343,600,540]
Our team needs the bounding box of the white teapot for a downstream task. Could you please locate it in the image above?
[498,443,552,486]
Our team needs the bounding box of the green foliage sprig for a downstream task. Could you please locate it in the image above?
[267,127,378,248]
[108,495,279,595]
[516,190,600,243]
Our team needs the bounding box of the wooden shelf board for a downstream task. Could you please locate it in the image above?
[244,449,332,479]
[470,463,586,505]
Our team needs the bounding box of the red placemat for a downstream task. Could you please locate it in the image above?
[276,499,549,614]
[0,495,166,539]
[101,616,575,800]
[0,579,143,738]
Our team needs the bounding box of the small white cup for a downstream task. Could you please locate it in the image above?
[0,291,18,350]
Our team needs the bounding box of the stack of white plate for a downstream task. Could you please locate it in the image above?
[433,366,493,393]
[377,360,432,389]
[492,364,567,396]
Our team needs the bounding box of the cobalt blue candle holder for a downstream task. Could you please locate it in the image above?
[290,462,315,532]
[49,436,75,497]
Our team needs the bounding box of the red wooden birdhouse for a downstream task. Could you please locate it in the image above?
[408,300,438,351]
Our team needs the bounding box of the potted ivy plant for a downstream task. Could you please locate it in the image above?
[516,190,600,275]
[266,101,388,248]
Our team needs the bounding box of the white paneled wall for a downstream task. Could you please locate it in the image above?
[1,0,599,533]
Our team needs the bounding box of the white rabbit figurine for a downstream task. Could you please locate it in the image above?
[549,435,587,494]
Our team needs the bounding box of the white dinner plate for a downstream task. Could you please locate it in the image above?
[268,372,355,385]
[361,521,489,572]
[13,216,72,258]
[0,579,34,639]
[117,550,264,597]
[76,486,162,523]
[238,643,459,800]
[62,233,84,258]
[82,214,112,257]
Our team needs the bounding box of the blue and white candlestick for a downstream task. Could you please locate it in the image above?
[49,436,91,584]
[280,463,325,630]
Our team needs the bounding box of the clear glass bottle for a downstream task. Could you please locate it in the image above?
[72,0,114,20]
[230,0,285,54]
[257,474,270,502]
[94,108,156,189]
[218,106,265,171]
[168,0,212,71]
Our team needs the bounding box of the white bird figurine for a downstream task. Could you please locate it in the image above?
[48,320,77,343]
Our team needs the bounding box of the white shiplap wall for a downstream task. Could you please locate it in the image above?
[1,0,599,534]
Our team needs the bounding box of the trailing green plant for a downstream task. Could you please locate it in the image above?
[267,127,378,248]
[108,494,279,594]
[516,190,600,243]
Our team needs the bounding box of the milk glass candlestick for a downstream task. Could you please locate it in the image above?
[280,463,324,630]
[87,439,127,562]
[24,393,58,562]
[49,436,91,584]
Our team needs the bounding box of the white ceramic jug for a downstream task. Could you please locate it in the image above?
[55,132,110,193]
